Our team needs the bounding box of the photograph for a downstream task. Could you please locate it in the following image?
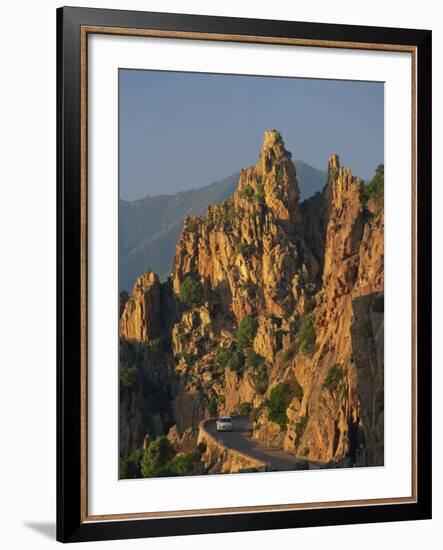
[118,69,385,479]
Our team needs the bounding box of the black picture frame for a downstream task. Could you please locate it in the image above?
[57,6,432,543]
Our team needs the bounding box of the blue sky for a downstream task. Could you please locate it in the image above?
[119,69,383,200]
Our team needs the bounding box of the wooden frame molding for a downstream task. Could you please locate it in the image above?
[58,7,431,543]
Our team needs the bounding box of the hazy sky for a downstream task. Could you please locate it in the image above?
[119,69,383,200]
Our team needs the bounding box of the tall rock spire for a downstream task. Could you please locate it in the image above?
[236,129,301,224]
[173,130,311,320]
[328,153,340,176]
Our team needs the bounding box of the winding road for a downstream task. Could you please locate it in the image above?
[205,416,311,471]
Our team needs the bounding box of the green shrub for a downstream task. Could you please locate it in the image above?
[298,314,315,356]
[254,364,269,395]
[213,209,224,225]
[239,402,252,415]
[245,349,264,369]
[141,436,174,478]
[322,364,345,392]
[187,220,199,233]
[301,447,310,457]
[119,362,138,390]
[175,351,193,366]
[224,199,236,223]
[253,183,265,205]
[267,382,292,428]
[227,351,245,374]
[236,315,259,349]
[166,450,201,476]
[120,449,143,479]
[179,276,203,308]
[142,443,204,478]
[166,454,194,476]
[145,337,162,354]
[362,164,384,207]
[214,347,233,370]
[240,185,254,199]
[214,347,244,374]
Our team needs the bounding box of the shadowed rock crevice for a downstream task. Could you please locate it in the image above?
[350,292,384,467]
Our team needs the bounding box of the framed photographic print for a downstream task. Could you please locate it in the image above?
[57,6,432,543]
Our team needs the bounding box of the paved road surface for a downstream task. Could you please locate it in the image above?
[206,416,310,471]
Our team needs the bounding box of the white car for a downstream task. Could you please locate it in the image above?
[216,416,233,432]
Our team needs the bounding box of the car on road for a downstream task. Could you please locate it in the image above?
[216,416,233,432]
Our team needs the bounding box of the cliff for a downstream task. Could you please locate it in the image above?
[268,155,384,463]
[120,272,161,342]
[119,130,384,471]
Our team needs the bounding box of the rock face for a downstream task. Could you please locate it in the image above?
[350,293,384,466]
[119,130,384,470]
[273,157,384,463]
[120,272,161,342]
[173,129,316,322]
[119,337,174,457]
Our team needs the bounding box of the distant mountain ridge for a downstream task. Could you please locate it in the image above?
[119,160,327,291]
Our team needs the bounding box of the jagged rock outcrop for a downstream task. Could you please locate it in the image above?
[120,272,161,342]
[273,157,383,463]
[119,130,384,471]
[172,129,316,321]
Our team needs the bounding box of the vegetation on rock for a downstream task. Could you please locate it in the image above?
[119,362,138,390]
[267,382,293,428]
[226,351,245,374]
[239,185,254,200]
[214,347,233,371]
[236,315,259,349]
[179,276,204,308]
[297,313,316,356]
[239,402,252,415]
[253,183,265,204]
[254,364,269,395]
[322,364,345,392]
[140,436,175,477]
[245,349,264,369]
[138,436,205,478]
[120,449,143,479]
[187,220,199,233]
[363,164,384,207]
